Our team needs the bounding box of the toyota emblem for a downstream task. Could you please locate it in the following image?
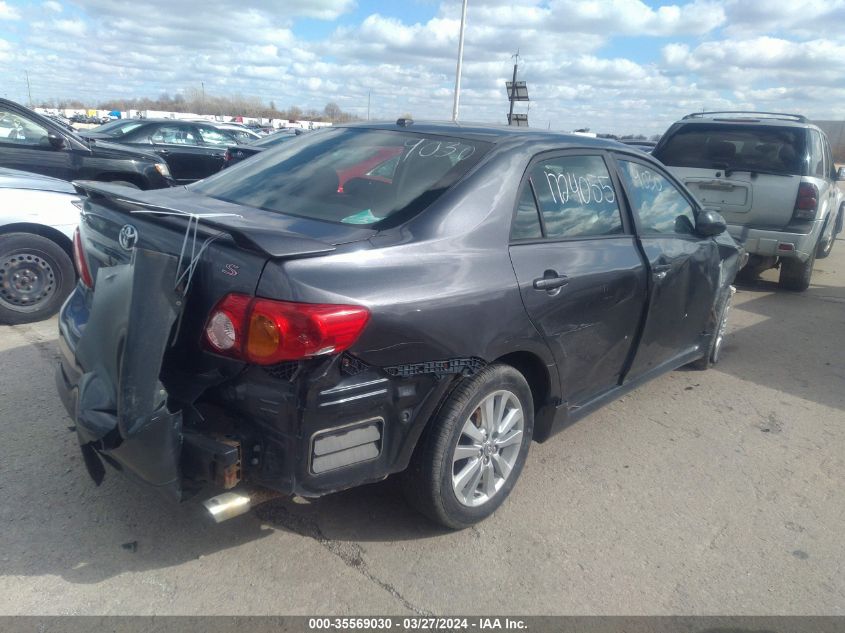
[118,224,139,251]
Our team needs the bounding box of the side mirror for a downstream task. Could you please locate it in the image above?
[696,209,727,237]
[48,133,66,149]
[836,166,845,181]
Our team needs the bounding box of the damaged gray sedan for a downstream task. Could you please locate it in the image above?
[56,122,743,528]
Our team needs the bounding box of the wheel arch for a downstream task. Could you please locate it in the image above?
[493,350,557,442]
[0,223,74,262]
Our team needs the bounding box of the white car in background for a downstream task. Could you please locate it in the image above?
[0,168,80,324]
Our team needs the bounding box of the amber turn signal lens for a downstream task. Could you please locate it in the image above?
[247,312,281,359]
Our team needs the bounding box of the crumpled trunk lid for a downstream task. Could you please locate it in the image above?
[74,247,183,495]
[68,181,347,498]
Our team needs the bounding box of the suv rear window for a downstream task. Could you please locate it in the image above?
[193,128,491,226]
[655,123,807,175]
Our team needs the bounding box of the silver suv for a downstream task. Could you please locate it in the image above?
[653,111,844,291]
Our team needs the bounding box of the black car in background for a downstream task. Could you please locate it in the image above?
[0,99,173,189]
[222,129,298,168]
[80,119,259,183]
[58,123,742,528]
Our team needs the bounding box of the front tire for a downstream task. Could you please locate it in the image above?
[691,286,734,370]
[402,364,534,529]
[0,232,75,324]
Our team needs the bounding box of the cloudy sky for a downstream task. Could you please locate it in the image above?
[1,0,844,134]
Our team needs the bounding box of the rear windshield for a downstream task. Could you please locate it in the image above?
[192,128,491,226]
[655,123,807,175]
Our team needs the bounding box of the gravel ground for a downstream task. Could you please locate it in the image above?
[0,238,843,615]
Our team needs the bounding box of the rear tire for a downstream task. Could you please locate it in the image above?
[0,232,75,324]
[778,248,816,292]
[401,364,534,529]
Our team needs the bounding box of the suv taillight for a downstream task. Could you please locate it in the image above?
[203,293,370,364]
[72,227,94,288]
[793,182,819,220]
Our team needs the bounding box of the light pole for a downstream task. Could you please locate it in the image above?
[451,0,468,122]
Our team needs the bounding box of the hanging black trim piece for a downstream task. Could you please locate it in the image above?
[383,357,486,378]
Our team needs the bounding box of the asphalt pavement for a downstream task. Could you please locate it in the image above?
[1,239,843,615]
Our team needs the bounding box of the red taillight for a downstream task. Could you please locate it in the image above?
[72,227,94,288]
[223,149,232,163]
[794,183,818,220]
[203,293,370,364]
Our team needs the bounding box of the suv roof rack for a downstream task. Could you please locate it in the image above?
[682,111,808,123]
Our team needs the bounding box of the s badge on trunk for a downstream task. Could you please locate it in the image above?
[118,224,138,251]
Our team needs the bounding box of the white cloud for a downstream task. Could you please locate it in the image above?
[546,0,725,36]
[3,0,845,134]
[53,19,87,37]
[723,0,845,38]
[43,0,63,12]
[0,0,20,19]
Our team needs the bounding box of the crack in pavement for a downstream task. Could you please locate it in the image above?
[253,503,431,616]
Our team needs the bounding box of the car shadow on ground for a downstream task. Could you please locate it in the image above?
[0,335,449,586]
[717,266,845,412]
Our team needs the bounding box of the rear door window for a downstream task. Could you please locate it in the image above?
[616,159,697,235]
[521,154,623,239]
[808,130,825,178]
[197,126,235,146]
[511,184,543,240]
[150,125,198,145]
[0,108,49,146]
[655,123,806,175]
[823,136,835,180]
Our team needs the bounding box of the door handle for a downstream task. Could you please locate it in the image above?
[156,148,169,155]
[533,273,569,291]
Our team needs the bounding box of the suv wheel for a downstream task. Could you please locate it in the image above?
[778,248,816,292]
[402,364,533,529]
[0,232,75,324]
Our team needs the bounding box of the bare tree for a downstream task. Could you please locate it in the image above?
[324,102,342,121]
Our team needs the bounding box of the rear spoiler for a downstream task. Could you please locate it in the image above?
[72,180,336,259]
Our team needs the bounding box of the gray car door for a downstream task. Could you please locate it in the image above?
[508,151,648,407]
[612,154,720,380]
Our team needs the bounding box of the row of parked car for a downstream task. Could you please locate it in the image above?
[3,93,843,527]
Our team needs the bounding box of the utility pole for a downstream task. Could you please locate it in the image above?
[201,81,205,115]
[451,0,469,122]
[25,71,33,107]
[507,51,519,125]
[367,91,371,121]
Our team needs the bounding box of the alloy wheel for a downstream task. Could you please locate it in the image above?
[451,389,524,508]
